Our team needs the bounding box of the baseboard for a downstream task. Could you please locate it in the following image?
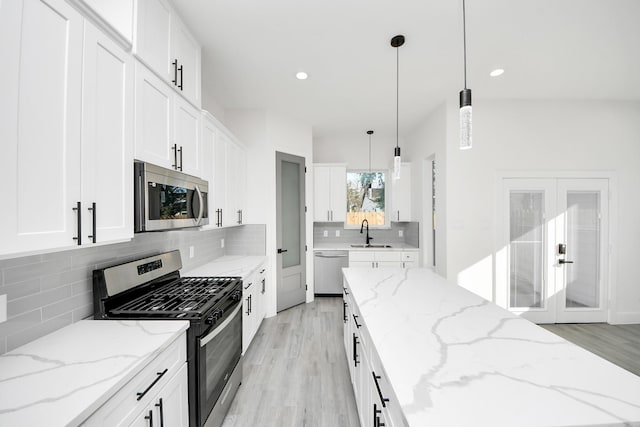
[610,311,640,324]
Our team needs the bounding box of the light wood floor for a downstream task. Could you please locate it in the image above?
[222,297,360,427]
[541,323,640,377]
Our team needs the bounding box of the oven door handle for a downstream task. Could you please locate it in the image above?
[194,184,204,225]
[200,303,242,347]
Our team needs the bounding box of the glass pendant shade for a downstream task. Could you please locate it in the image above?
[459,88,472,150]
[393,146,401,179]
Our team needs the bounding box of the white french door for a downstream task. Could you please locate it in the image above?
[498,178,609,323]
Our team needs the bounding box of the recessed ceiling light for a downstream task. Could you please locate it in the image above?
[490,68,505,77]
[296,71,308,80]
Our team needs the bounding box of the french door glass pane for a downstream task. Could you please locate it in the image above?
[565,192,600,308]
[282,160,300,268]
[509,192,544,308]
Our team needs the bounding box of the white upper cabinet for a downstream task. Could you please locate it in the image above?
[0,0,134,257]
[134,61,174,168]
[135,0,202,108]
[174,95,201,176]
[71,0,135,44]
[226,139,247,226]
[212,130,228,226]
[0,0,83,256]
[391,163,412,222]
[313,164,346,222]
[81,21,135,244]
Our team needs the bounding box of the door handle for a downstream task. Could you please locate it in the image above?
[559,259,574,264]
[277,248,288,254]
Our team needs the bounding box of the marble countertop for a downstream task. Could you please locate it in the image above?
[183,255,267,279]
[313,242,418,251]
[342,268,640,426]
[0,320,188,426]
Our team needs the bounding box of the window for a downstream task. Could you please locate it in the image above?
[346,171,387,227]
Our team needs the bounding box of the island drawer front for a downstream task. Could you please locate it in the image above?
[369,345,407,427]
[401,251,417,262]
[84,332,187,426]
[349,251,376,262]
[375,251,402,262]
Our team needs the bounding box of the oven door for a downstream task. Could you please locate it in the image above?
[198,302,242,423]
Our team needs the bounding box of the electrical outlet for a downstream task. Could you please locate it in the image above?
[0,295,7,324]
[221,238,225,248]
[189,246,195,258]
[398,230,404,237]
[323,230,328,237]
[335,230,340,237]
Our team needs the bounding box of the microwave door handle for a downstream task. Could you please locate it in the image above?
[195,185,204,225]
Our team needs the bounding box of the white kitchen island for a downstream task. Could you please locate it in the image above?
[342,268,640,427]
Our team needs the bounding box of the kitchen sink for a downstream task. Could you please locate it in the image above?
[350,244,392,248]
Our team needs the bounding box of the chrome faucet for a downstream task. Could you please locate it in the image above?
[360,219,373,245]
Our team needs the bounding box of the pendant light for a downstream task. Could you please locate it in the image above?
[459,0,472,150]
[391,35,404,179]
[367,130,374,198]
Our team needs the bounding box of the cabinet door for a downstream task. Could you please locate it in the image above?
[226,140,246,225]
[174,96,201,176]
[329,166,347,222]
[134,61,174,168]
[213,132,228,226]
[135,0,172,81]
[200,114,216,225]
[81,22,134,244]
[242,278,257,354]
[170,19,201,108]
[0,0,83,256]
[313,166,332,221]
[391,163,412,222]
[154,363,189,427]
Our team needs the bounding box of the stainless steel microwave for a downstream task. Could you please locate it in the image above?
[134,161,209,232]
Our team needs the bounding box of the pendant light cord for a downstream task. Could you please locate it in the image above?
[396,44,399,150]
[369,134,372,173]
[463,0,467,89]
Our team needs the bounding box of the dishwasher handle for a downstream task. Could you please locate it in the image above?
[315,252,349,258]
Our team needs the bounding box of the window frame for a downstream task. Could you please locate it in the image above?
[344,169,391,229]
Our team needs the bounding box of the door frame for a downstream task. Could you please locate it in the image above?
[275,151,307,312]
[494,170,617,323]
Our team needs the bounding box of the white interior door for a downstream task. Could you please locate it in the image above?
[499,178,609,323]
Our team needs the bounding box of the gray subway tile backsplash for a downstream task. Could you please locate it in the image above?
[0,224,266,355]
[313,221,419,247]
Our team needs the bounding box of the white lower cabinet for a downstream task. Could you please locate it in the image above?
[242,261,267,354]
[83,333,188,426]
[349,251,418,269]
[344,283,404,427]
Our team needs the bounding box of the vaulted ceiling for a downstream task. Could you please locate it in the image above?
[171,0,640,138]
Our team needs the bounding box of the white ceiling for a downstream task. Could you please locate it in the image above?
[171,0,640,138]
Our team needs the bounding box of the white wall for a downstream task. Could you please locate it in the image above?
[405,103,448,276]
[313,132,406,171]
[437,99,640,322]
[225,109,314,317]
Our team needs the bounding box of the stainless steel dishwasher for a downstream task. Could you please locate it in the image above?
[314,250,349,295]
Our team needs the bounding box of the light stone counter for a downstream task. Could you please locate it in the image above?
[0,319,188,426]
[343,268,640,426]
[183,255,267,279]
[313,242,418,251]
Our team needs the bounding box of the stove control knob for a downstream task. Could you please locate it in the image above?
[205,315,215,325]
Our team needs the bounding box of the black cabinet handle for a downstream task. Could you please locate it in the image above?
[145,409,153,427]
[178,64,183,90]
[72,202,81,245]
[136,369,168,401]
[374,403,383,427]
[172,144,178,170]
[172,59,178,86]
[215,209,222,227]
[372,371,390,407]
[237,210,242,224]
[343,302,348,323]
[178,145,183,171]
[352,333,360,367]
[352,314,361,328]
[343,286,349,295]
[155,398,164,427]
[87,202,96,243]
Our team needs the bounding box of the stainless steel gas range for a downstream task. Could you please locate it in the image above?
[93,250,242,427]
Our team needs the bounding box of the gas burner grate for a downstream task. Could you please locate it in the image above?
[111,276,240,317]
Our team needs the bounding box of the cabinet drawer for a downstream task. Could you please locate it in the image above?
[84,332,187,426]
[401,251,417,262]
[349,251,375,262]
[375,251,402,262]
